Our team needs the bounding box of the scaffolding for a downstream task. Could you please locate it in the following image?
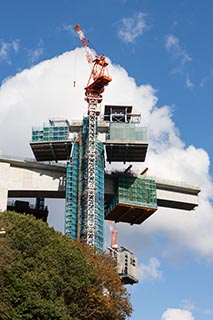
[30,105,157,253]
[104,105,148,163]
[105,174,157,224]
[30,120,72,162]
[65,117,105,251]
[32,119,70,142]
[65,141,80,239]
[108,122,147,142]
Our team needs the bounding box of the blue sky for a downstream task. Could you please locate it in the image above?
[0,1,213,319]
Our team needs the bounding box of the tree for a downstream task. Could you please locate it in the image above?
[77,242,132,320]
[0,211,132,320]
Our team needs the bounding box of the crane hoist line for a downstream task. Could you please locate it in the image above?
[74,24,112,104]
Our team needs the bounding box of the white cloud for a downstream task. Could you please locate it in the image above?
[0,48,213,261]
[165,34,179,49]
[12,40,20,53]
[117,12,147,43]
[0,48,88,157]
[181,299,213,316]
[0,41,10,61]
[165,34,191,64]
[139,257,162,282]
[181,299,196,312]
[28,45,44,64]
[62,23,75,35]
[161,308,195,320]
[186,75,194,88]
[0,39,20,63]
[200,69,213,87]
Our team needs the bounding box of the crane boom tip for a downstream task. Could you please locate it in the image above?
[74,24,81,31]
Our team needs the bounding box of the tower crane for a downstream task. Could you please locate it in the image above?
[74,24,112,247]
[74,24,112,105]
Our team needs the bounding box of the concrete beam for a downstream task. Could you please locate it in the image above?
[0,157,66,210]
[155,177,200,210]
[0,157,200,211]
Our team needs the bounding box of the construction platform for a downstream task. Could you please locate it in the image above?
[30,119,72,162]
[69,119,109,134]
[30,140,72,162]
[105,174,158,224]
[104,105,148,163]
[105,204,157,225]
[105,141,148,163]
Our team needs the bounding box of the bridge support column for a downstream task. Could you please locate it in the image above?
[0,188,8,212]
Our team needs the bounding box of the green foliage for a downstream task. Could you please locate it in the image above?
[0,211,132,320]
[77,243,132,320]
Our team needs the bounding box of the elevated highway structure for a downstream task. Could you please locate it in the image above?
[0,156,200,215]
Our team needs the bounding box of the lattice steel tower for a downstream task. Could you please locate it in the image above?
[68,25,111,249]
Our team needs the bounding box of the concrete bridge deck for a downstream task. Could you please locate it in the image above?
[0,157,200,212]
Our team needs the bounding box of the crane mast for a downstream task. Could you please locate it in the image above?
[75,24,111,247]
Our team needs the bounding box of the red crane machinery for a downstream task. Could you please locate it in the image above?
[74,24,112,105]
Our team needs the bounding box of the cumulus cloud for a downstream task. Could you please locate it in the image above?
[165,34,191,64]
[117,12,147,43]
[0,48,213,261]
[139,257,162,282]
[161,308,195,320]
[0,48,86,156]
